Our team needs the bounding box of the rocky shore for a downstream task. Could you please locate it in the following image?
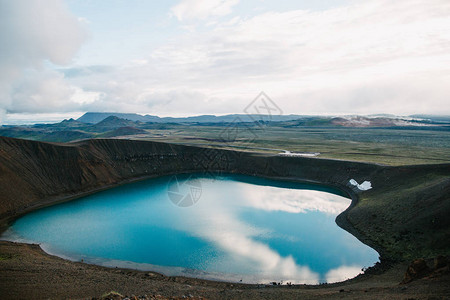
[0,136,449,298]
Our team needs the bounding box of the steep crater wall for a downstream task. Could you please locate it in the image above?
[0,136,449,262]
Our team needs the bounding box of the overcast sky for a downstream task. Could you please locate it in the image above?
[1,0,449,123]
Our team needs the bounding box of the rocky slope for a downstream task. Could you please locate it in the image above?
[0,136,449,263]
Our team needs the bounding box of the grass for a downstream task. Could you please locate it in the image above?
[0,253,16,260]
[2,121,449,165]
[122,125,450,166]
[347,167,450,260]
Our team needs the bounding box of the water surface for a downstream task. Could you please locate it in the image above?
[3,174,378,284]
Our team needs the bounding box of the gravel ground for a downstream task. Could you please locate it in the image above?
[1,241,449,300]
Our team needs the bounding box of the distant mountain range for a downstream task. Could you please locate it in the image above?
[0,112,448,143]
[77,112,450,126]
[77,112,310,124]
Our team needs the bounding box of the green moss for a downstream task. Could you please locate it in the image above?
[0,254,16,260]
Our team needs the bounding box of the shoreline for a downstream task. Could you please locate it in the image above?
[0,169,355,234]
[0,239,383,289]
[0,171,375,287]
[2,240,449,299]
[0,171,378,286]
[0,137,448,298]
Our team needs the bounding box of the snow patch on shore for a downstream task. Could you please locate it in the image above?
[279,150,320,157]
[349,179,372,191]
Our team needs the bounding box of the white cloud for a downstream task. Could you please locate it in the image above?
[0,0,86,121]
[82,0,450,116]
[0,0,85,69]
[171,0,240,21]
[8,70,76,113]
[7,69,102,114]
[3,0,450,121]
[0,108,6,123]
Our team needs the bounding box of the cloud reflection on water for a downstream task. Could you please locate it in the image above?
[239,184,350,215]
[4,175,374,284]
[167,177,354,283]
[325,265,363,283]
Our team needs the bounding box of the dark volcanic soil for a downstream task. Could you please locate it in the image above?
[0,136,449,299]
[1,241,449,299]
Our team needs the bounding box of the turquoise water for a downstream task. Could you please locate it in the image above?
[3,174,378,284]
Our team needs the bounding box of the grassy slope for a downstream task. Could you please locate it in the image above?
[338,165,450,261]
[125,125,450,166]
[2,122,449,166]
